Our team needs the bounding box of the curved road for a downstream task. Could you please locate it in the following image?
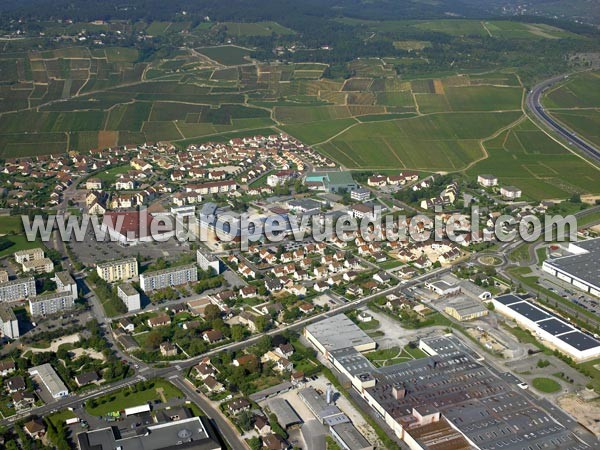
[526,73,600,164]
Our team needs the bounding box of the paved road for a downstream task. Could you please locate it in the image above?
[526,73,600,164]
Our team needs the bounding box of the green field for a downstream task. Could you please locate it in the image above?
[222,21,295,36]
[543,72,600,148]
[85,379,183,416]
[317,111,520,170]
[544,72,600,108]
[532,377,562,393]
[282,118,357,144]
[467,118,600,200]
[197,46,252,65]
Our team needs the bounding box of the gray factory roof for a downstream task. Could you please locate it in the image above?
[77,416,220,450]
[265,398,302,428]
[363,337,589,450]
[330,347,375,377]
[331,422,372,450]
[305,314,374,352]
[28,363,68,397]
[544,238,600,289]
[495,293,524,306]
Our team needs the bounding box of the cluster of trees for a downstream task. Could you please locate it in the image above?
[87,271,128,314]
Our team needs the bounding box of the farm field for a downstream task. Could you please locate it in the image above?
[542,71,600,148]
[467,118,600,200]
[222,21,295,36]
[196,46,253,65]
[316,111,521,171]
[339,18,580,40]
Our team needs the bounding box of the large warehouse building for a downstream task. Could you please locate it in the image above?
[304,316,590,450]
[492,294,600,362]
[542,238,600,297]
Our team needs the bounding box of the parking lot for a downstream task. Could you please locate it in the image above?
[535,269,600,315]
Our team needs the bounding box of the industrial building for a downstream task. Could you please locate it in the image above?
[0,277,36,303]
[304,314,376,358]
[305,171,358,193]
[265,398,302,429]
[28,363,69,399]
[298,387,373,450]
[140,264,198,292]
[77,416,221,450]
[29,290,76,317]
[542,238,600,297]
[96,257,139,283]
[443,297,488,321]
[117,283,141,312]
[492,294,600,362]
[0,304,19,339]
[304,315,590,450]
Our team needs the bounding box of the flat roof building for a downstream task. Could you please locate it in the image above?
[542,238,600,297]
[197,248,223,274]
[96,257,138,283]
[0,304,19,339]
[492,293,600,362]
[140,264,198,293]
[0,277,36,303]
[28,363,69,399]
[117,283,141,312]
[304,314,376,357]
[29,290,76,317]
[304,318,589,450]
[77,416,221,450]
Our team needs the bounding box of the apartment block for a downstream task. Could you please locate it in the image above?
[14,248,45,264]
[139,264,198,292]
[54,271,78,299]
[117,283,141,312]
[0,277,36,303]
[96,258,138,283]
[0,305,19,339]
[196,248,223,274]
[29,291,75,317]
[22,257,54,274]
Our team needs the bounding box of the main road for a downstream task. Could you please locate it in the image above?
[526,73,600,164]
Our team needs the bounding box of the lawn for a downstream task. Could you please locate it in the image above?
[532,377,561,393]
[85,379,183,416]
[92,165,131,184]
[0,234,44,258]
[0,216,25,235]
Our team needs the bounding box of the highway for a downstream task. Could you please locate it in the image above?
[526,73,600,164]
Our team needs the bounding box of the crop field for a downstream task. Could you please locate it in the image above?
[222,21,295,36]
[551,110,600,147]
[316,111,520,170]
[544,72,600,108]
[196,46,252,65]
[345,18,580,40]
[467,119,600,200]
[542,72,600,148]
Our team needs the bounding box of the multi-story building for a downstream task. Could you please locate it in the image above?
[0,277,36,303]
[197,248,223,274]
[350,188,371,202]
[14,248,45,264]
[139,264,198,292]
[22,257,54,274]
[96,258,138,283]
[117,283,141,312]
[0,305,19,339]
[28,291,75,317]
[477,174,498,187]
[54,271,78,299]
[500,185,522,200]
